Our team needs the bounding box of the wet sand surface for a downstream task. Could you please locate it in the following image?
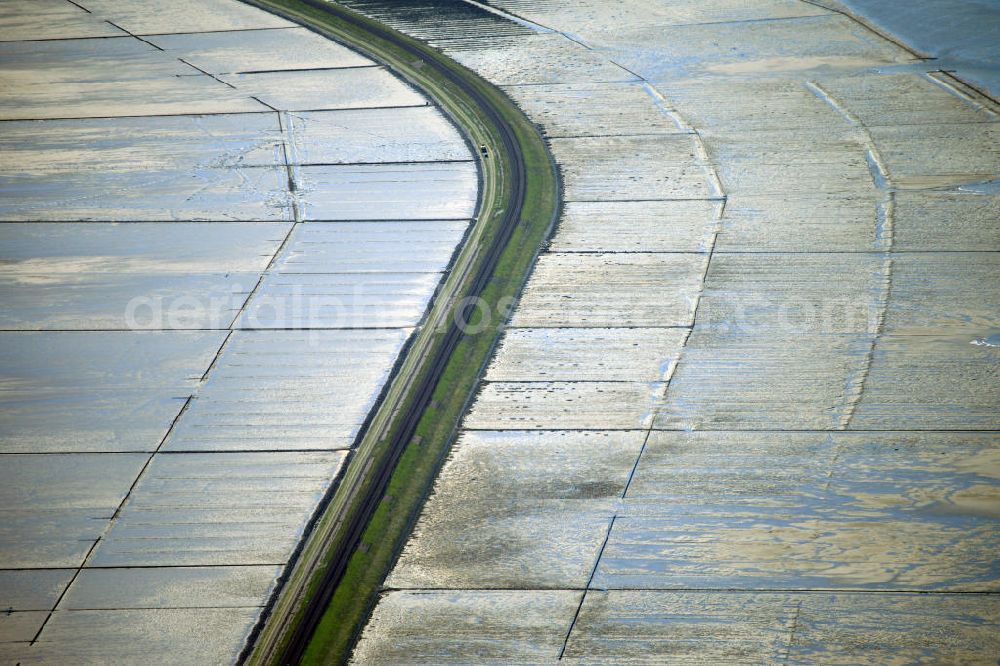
[345,0,1000,662]
[0,0,476,662]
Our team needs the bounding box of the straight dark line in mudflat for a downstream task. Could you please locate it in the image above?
[462,427,1000,433]
[0,110,277,123]
[0,104,428,124]
[64,0,92,13]
[0,449,349,456]
[28,539,102,644]
[475,379,670,384]
[233,65,381,74]
[499,78,642,88]
[0,563,287,570]
[135,27,302,37]
[0,218,472,224]
[28,392,196,643]
[558,515,616,659]
[278,159,475,167]
[548,249,1000,255]
[663,13,833,29]
[380,586,1000,595]
[105,20,164,51]
[0,327,423,332]
[179,57,239,89]
[0,34,133,43]
[563,197,728,203]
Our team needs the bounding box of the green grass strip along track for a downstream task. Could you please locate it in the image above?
[238,2,560,664]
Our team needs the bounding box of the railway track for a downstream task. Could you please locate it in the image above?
[238,1,532,663]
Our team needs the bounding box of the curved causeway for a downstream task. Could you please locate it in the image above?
[0,0,478,662]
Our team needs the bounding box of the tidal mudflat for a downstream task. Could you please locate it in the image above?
[346,0,1000,662]
[0,0,476,662]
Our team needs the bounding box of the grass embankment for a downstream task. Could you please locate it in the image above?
[240,2,558,664]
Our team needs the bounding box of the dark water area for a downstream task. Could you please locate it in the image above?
[837,0,1000,97]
